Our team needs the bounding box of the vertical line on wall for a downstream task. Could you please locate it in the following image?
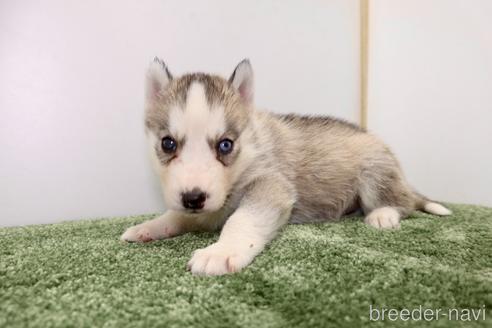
[360,0,369,129]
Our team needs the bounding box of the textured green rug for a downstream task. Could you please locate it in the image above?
[1,204,491,327]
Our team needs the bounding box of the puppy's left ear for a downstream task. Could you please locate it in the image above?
[229,59,254,105]
[146,57,173,104]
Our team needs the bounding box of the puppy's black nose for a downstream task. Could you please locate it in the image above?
[182,188,206,210]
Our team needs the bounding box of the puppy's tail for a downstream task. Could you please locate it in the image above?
[415,193,452,216]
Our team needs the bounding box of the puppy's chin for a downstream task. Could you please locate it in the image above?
[181,209,205,217]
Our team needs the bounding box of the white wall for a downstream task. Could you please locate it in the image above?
[368,0,492,206]
[0,0,360,226]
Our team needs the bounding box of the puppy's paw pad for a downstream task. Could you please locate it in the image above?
[365,207,401,229]
[120,226,153,242]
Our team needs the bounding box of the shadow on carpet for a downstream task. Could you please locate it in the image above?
[0,204,491,327]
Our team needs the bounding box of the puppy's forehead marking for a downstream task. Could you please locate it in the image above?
[168,82,226,139]
[186,82,210,126]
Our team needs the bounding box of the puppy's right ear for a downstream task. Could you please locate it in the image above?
[146,57,173,103]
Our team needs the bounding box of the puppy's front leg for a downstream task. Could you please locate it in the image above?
[120,210,218,242]
[187,177,294,276]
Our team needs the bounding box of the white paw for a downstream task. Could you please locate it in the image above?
[120,223,177,242]
[187,242,254,276]
[120,225,153,242]
[365,207,401,229]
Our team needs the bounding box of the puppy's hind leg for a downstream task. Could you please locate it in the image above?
[359,165,416,230]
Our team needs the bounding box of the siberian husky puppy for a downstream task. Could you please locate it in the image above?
[121,58,451,276]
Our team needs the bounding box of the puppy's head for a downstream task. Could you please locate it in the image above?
[144,58,254,213]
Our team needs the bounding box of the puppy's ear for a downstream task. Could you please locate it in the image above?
[228,59,254,105]
[146,57,173,103]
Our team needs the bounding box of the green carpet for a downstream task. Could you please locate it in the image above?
[1,204,491,328]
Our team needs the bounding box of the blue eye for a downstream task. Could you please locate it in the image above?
[161,136,177,153]
[218,139,234,155]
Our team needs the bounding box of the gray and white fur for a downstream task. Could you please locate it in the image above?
[121,58,451,276]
